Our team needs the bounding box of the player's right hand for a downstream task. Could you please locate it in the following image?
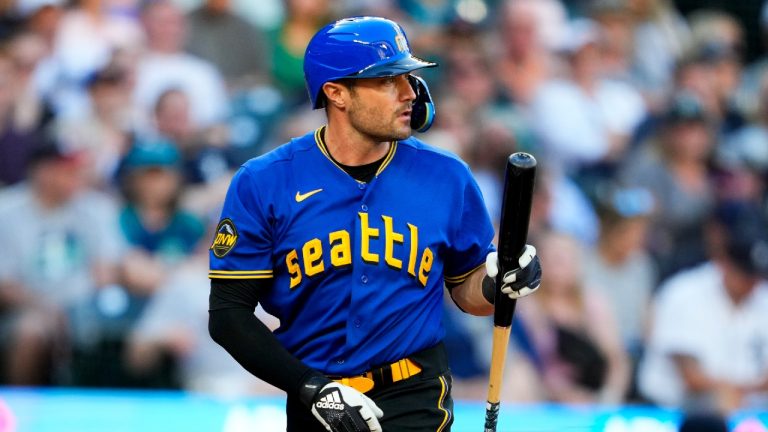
[485,245,542,299]
[300,376,384,432]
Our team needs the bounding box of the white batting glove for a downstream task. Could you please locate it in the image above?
[309,382,384,432]
[485,245,542,299]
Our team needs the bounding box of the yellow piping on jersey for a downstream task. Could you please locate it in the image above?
[314,126,397,181]
[208,269,273,280]
[437,375,451,431]
[443,262,485,284]
[376,139,397,176]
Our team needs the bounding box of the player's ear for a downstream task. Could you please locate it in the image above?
[322,81,349,109]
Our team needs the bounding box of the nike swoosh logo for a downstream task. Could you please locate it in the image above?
[295,188,323,202]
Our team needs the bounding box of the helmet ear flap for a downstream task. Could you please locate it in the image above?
[408,75,435,133]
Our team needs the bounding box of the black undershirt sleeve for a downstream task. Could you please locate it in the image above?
[208,279,322,396]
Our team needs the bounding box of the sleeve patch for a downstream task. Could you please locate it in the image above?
[211,218,239,258]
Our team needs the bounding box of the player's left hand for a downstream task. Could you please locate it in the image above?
[299,376,384,432]
[485,245,542,299]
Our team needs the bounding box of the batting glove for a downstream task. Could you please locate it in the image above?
[299,376,384,432]
[485,245,542,300]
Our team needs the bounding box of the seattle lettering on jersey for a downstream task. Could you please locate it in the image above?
[286,212,433,289]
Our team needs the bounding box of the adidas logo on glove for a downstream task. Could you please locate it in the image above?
[315,391,345,410]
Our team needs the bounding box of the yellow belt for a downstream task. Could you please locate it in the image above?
[333,358,423,394]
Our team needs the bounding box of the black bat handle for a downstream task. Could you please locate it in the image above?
[493,152,537,328]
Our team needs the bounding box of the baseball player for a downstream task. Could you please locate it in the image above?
[208,16,542,432]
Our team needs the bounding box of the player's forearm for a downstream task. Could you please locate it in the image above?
[449,266,494,316]
[208,307,320,396]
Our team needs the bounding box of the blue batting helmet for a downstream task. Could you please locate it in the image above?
[303,16,437,109]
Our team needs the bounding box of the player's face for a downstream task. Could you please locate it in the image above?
[346,74,416,142]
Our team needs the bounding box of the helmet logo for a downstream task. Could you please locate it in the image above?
[395,35,408,53]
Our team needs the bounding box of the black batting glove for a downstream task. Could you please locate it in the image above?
[483,245,542,302]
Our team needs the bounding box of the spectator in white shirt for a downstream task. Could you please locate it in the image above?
[529,18,646,175]
[133,0,229,130]
[639,202,768,413]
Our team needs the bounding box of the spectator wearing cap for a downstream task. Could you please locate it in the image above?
[638,201,768,413]
[673,43,746,138]
[0,139,125,385]
[117,140,205,299]
[713,124,768,211]
[93,140,205,388]
[620,91,716,282]
[583,184,657,384]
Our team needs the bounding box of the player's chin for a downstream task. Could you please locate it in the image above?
[391,128,412,141]
[392,119,413,140]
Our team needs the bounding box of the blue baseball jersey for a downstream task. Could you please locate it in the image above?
[209,126,495,376]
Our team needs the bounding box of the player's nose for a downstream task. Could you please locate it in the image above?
[397,75,416,102]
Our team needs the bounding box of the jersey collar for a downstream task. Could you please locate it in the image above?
[314,126,398,182]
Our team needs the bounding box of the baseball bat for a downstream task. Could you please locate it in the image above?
[484,152,537,432]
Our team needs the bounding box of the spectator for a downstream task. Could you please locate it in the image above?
[186,0,271,91]
[588,0,636,82]
[0,140,124,385]
[56,62,138,190]
[117,139,206,284]
[583,184,657,399]
[151,88,230,186]
[620,91,716,282]
[517,231,630,405]
[638,202,768,413]
[712,126,768,209]
[18,0,65,50]
[268,0,332,105]
[125,245,281,397]
[585,183,656,344]
[628,0,691,110]
[529,18,646,176]
[687,9,744,58]
[8,31,55,131]
[494,0,566,105]
[0,44,50,186]
[670,45,746,139]
[440,28,498,112]
[148,88,232,221]
[45,0,144,118]
[737,2,768,119]
[66,140,206,388]
[134,0,229,129]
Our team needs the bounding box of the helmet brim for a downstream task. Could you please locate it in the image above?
[352,55,437,78]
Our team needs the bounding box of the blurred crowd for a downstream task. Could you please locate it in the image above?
[1,0,767,423]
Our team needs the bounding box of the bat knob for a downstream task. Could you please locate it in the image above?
[509,152,537,170]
